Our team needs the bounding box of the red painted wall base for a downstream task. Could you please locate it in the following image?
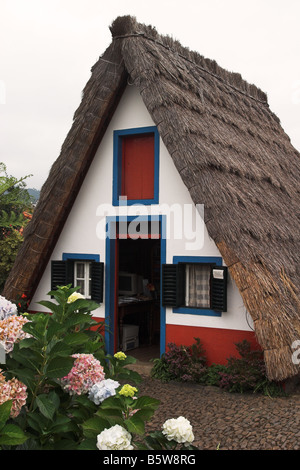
[166,324,260,366]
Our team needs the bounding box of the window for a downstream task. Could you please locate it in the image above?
[113,126,159,206]
[185,263,211,308]
[74,261,91,298]
[51,254,104,303]
[162,257,227,315]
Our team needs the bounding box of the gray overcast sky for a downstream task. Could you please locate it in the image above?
[1,0,299,189]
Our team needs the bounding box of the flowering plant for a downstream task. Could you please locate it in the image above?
[114,351,127,360]
[88,379,120,405]
[67,292,85,304]
[0,315,31,353]
[96,424,133,450]
[0,369,27,418]
[60,353,105,395]
[162,416,194,444]
[119,384,138,398]
[0,288,199,451]
[0,296,17,320]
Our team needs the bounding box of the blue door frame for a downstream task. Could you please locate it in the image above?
[105,215,166,356]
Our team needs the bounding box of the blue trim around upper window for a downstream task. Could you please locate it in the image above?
[112,126,160,206]
[173,256,223,317]
[62,253,100,262]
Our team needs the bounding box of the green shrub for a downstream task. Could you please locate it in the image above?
[152,338,284,397]
[151,338,207,383]
[0,286,199,450]
[214,340,285,396]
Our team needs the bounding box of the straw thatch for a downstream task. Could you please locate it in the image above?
[3,16,300,381]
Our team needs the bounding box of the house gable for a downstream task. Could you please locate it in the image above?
[29,85,251,345]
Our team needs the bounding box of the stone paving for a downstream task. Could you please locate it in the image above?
[137,375,300,450]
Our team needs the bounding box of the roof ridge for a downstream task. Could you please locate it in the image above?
[113,31,269,106]
[110,15,268,106]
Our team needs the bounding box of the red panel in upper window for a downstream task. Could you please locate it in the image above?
[121,133,155,200]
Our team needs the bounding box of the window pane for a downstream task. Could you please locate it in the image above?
[76,262,85,279]
[76,279,85,294]
[186,264,210,308]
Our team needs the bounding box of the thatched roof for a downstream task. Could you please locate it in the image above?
[3,16,300,381]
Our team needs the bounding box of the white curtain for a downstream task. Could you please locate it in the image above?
[186,264,211,308]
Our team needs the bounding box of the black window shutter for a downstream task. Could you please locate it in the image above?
[66,260,74,286]
[51,261,67,291]
[162,264,185,307]
[210,266,228,312]
[90,261,104,303]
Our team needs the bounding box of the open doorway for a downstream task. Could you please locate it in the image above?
[117,238,160,361]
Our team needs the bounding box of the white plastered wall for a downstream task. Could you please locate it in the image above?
[30,85,252,332]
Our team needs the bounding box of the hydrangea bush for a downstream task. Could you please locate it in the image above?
[0,286,198,450]
[0,296,17,320]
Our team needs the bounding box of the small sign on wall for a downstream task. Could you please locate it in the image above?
[212,268,225,279]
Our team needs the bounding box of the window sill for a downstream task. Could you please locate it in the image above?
[172,307,222,317]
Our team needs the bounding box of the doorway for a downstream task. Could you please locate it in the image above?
[105,216,166,360]
[117,238,160,359]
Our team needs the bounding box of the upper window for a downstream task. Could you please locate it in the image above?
[113,126,159,206]
[161,256,228,316]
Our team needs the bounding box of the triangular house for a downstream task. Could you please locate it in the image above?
[3,16,300,382]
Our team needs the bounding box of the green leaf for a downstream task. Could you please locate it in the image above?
[100,396,124,410]
[7,367,36,392]
[49,415,77,434]
[0,401,12,426]
[38,300,61,315]
[47,340,72,358]
[22,314,49,340]
[134,396,160,410]
[130,408,155,421]
[125,414,145,436]
[0,424,28,445]
[82,416,111,439]
[64,332,89,346]
[144,435,164,450]
[45,356,74,378]
[66,298,100,314]
[96,407,124,426]
[18,337,37,350]
[64,313,95,329]
[35,394,56,420]
[78,438,98,450]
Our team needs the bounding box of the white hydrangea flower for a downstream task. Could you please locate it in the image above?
[67,292,85,304]
[162,416,194,444]
[96,425,133,450]
[88,379,120,405]
[0,296,18,320]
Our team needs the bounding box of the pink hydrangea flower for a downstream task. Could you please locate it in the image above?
[60,353,105,395]
[0,315,31,353]
[0,369,27,418]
